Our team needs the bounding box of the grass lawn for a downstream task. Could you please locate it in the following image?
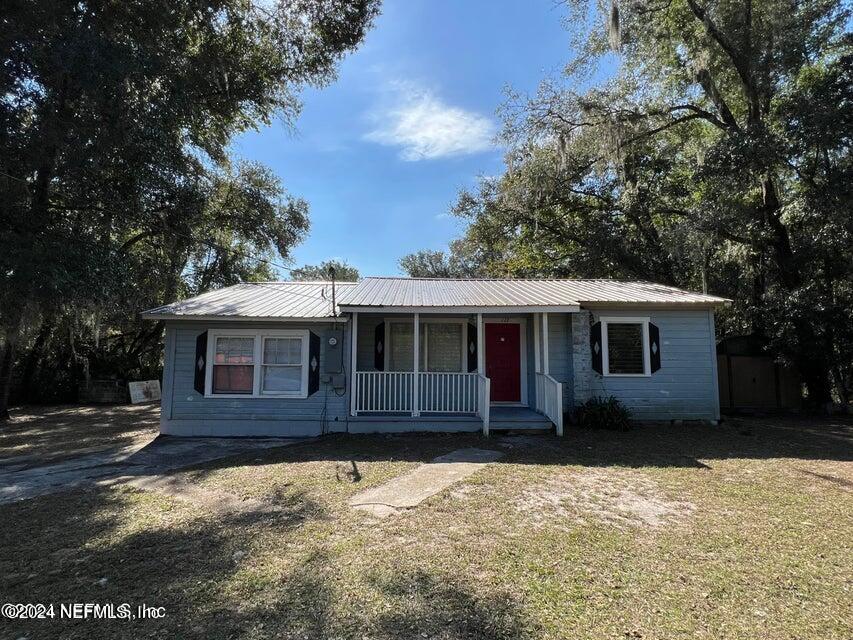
[1,414,851,639]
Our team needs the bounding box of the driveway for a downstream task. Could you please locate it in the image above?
[0,428,306,504]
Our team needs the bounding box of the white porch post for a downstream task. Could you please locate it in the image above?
[542,312,550,375]
[412,312,420,417]
[476,313,484,374]
[533,312,541,374]
[350,312,358,416]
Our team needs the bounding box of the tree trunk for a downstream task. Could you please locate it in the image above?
[793,319,834,410]
[760,176,799,290]
[831,365,849,407]
[0,339,15,421]
[800,361,833,410]
[21,317,55,403]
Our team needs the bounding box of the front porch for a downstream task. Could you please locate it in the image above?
[348,311,568,435]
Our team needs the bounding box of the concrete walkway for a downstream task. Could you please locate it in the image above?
[0,435,306,504]
[349,447,504,517]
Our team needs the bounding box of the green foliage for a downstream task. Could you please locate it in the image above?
[291,260,360,282]
[572,396,632,431]
[0,0,379,409]
[422,0,852,406]
[398,238,491,278]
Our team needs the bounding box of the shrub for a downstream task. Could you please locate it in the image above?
[572,396,632,431]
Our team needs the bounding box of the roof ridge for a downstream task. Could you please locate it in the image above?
[247,280,358,285]
[361,276,666,283]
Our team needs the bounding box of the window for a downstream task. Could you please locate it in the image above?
[207,330,309,397]
[601,317,650,376]
[426,323,462,372]
[213,337,254,394]
[388,321,418,371]
[385,319,465,372]
[262,337,303,394]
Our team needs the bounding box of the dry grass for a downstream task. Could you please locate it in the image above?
[518,468,696,529]
[0,414,851,639]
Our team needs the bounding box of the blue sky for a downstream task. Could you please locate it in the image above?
[234,0,574,277]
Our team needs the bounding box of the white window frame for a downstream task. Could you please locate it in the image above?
[205,328,310,398]
[601,316,651,377]
[383,317,468,373]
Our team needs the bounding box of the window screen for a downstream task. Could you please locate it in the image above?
[388,322,427,371]
[607,323,645,374]
[426,324,462,372]
[388,322,413,371]
[389,322,463,372]
[261,337,303,394]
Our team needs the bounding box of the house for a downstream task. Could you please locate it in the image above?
[141,277,729,437]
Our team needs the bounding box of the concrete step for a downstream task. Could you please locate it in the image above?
[489,420,553,430]
[487,407,553,430]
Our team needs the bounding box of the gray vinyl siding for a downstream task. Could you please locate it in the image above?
[585,308,719,421]
[162,320,350,436]
[545,313,573,412]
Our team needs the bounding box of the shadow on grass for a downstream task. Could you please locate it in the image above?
[0,404,159,464]
[0,484,529,639]
[370,569,533,639]
[172,415,853,478]
[0,484,324,638]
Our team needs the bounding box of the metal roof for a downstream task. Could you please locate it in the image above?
[337,277,729,310]
[142,282,356,321]
[142,278,729,321]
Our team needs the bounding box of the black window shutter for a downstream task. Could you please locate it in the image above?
[590,321,603,374]
[467,323,477,372]
[193,331,208,394]
[374,322,385,371]
[649,323,661,373]
[308,331,321,395]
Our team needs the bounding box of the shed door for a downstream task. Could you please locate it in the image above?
[485,323,521,402]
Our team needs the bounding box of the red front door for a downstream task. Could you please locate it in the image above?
[485,323,521,402]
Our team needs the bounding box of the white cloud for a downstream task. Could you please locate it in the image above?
[364,83,496,161]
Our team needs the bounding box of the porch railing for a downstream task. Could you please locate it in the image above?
[535,372,564,436]
[353,371,488,422]
[354,371,414,413]
[419,372,478,413]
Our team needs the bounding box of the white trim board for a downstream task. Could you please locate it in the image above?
[600,316,651,377]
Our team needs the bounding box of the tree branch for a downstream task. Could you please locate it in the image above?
[685,0,760,122]
[693,69,741,130]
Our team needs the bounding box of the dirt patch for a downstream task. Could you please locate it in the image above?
[123,474,280,516]
[519,469,695,529]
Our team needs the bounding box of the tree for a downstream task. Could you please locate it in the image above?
[398,238,490,278]
[399,251,461,278]
[0,0,379,418]
[291,260,360,281]
[429,0,852,406]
